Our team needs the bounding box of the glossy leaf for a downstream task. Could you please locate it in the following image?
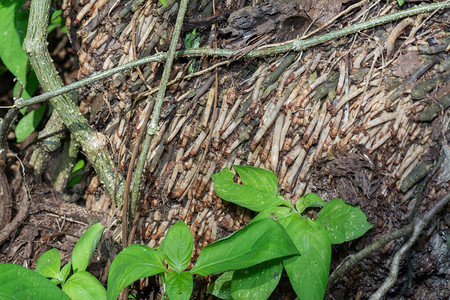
[72,223,105,273]
[283,218,331,300]
[0,264,70,299]
[166,271,193,300]
[211,166,289,212]
[107,244,167,300]
[191,219,299,276]
[207,272,233,300]
[0,0,29,84]
[35,248,61,279]
[62,271,106,300]
[231,259,283,300]
[250,206,299,229]
[15,104,46,143]
[164,221,193,272]
[72,159,85,174]
[296,192,326,214]
[315,198,373,244]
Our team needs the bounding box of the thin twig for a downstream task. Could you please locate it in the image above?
[123,0,190,248]
[369,191,450,300]
[328,223,414,287]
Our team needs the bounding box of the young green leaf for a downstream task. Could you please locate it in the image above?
[212,166,290,212]
[107,244,167,300]
[166,271,193,300]
[62,271,106,300]
[231,259,283,300]
[15,104,46,143]
[283,218,331,300]
[0,0,29,84]
[164,221,193,272]
[68,160,86,187]
[296,192,326,214]
[51,262,72,285]
[35,248,61,279]
[315,198,373,244]
[250,206,299,229]
[72,159,85,174]
[191,218,299,276]
[207,272,233,300]
[72,222,106,273]
[0,264,70,299]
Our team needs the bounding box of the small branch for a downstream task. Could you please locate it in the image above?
[24,0,123,204]
[122,0,190,248]
[369,191,450,300]
[328,223,414,287]
[16,1,450,108]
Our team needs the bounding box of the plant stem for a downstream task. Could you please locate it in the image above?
[24,0,123,204]
[131,0,189,208]
[121,0,189,248]
[16,1,450,108]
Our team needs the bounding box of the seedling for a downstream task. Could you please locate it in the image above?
[108,166,372,300]
[207,165,372,299]
[0,223,106,299]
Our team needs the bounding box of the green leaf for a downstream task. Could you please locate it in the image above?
[159,0,167,7]
[68,160,86,187]
[60,262,72,283]
[0,264,71,299]
[156,239,165,262]
[315,198,373,244]
[107,244,167,300]
[165,271,193,300]
[0,0,29,84]
[164,221,193,272]
[191,219,299,276]
[62,271,106,300]
[15,104,46,143]
[397,0,404,6]
[184,29,196,49]
[48,9,67,34]
[72,159,85,174]
[51,262,72,285]
[250,206,299,229]
[207,272,233,300]
[72,223,105,273]
[231,259,282,300]
[283,218,331,300]
[212,166,289,212]
[35,248,61,279]
[296,193,326,214]
[68,174,82,187]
